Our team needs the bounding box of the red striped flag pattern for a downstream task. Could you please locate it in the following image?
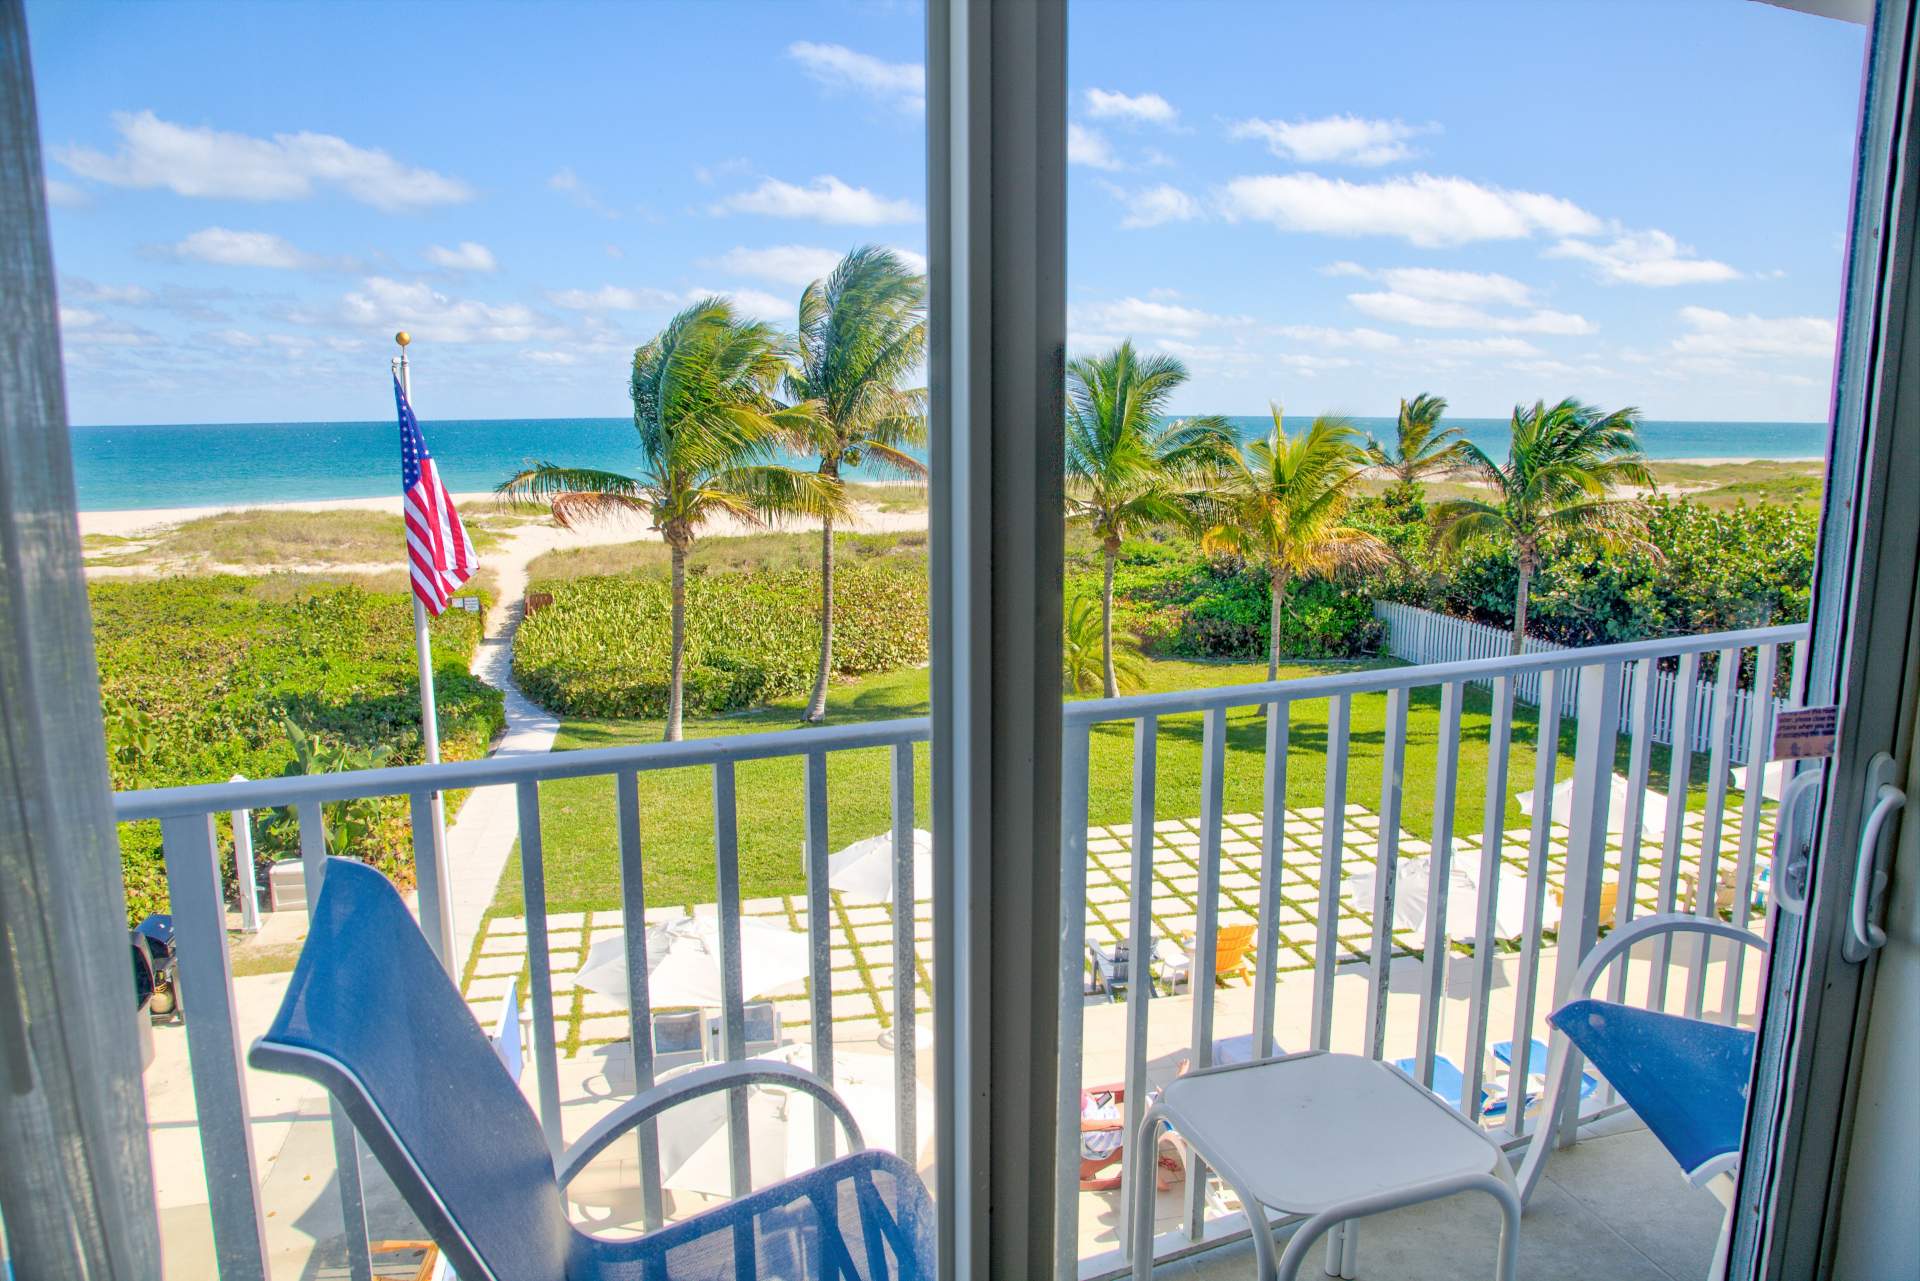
[395,373,476,614]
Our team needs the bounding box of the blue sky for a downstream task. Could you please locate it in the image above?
[29,0,1866,425]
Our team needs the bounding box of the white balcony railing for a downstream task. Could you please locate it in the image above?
[1055,621,1808,1278]
[112,621,1808,1280]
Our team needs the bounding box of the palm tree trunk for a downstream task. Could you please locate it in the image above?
[667,542,687,742]
[1268,567,1288,682]
[1101,541,1119,699]
[1511,557,1532,657]
[804,513,836,723]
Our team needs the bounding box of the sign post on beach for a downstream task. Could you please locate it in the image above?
[392,332,476,967]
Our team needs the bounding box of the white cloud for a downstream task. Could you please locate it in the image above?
[548,284,684,313]
[525,349,583,366]
[1111,183,1200,229]
[713,175,919,225]
[1548,229,1739,286]
[169,227,314,270]
[1070,296,1240,338]
[1217,172,1603,247]
[58,110,471,211]
[1414,336,1545,359]
[1671,307,1836,359]
[787,42,924,112]
[549,167,618,218]
[426,241,497,273]
[1085,88,1177,126]
[1229,115,1435,167]
[890,246,928,275]
[338,277,539,342]
[1347,291,1593,334]
[210,328,262,349]
[1068,124,1123,171]
[1272,323,1403,351]
[59,306,100,329]
[711,244,842,286]
[1331,264,1591,334]
[62,277,153,305]
[718,287,794,322]
[44,178,88,207]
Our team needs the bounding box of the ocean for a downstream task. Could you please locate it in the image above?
[67,415,1830,512]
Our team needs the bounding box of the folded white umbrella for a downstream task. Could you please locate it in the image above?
[1733,760,1787,802]
[1517,773,1670,838]
[574,917,809,1008]
[1345,853,1549,941]
[653,1044,933,1198]
[826,828,934,904]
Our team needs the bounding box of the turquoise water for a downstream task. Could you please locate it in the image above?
[68,415,1829,511]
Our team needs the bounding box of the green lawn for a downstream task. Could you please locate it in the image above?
[492,655,1730,917]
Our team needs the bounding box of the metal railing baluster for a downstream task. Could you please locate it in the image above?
[1184,705,1228,1239]
[409,789,454,976]
[1651,652,1699,1010]
[1311,693,1352,1053]
[1054,725,1094,1278]
[513,782,563,1158]
[1555,662,1624,1148]
[803,750,836,1164]
[1686,648,1740,1019]
[1119,716,1157,1260]
[1251,700,1289,1060]
[1462,676,1513,1121]
[613,770,664,1229]
[296,803,372,1281]
[1724,643,1780,1019]
[1365,688,1409,1062]
[890,742,918,1165]
[1505,667,1562,1136]
[158,813,269,1281]
[710,760,751,1198]
[1416,682,1462,1093]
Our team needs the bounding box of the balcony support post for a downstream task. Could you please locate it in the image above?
[1553,661,1624,1150]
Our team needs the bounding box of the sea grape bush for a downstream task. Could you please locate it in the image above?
[513,561,930,718]
[93,576,503,921]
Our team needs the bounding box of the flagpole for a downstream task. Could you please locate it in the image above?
[395,331,455,969]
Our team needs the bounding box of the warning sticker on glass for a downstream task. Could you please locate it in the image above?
[1773,706,1839,760]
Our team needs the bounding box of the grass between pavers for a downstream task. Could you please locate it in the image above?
[487,655,1748,920]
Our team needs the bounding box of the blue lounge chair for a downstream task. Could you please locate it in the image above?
[1493,1038,1598,1102]
[1391,1055,1520,1119]
[251,858,935,1280]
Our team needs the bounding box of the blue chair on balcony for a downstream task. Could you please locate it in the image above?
[251,858,935,1280]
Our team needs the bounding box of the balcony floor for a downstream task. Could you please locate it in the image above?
[1148,1115,1724,1281]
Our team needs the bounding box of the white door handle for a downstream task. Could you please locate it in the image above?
[1844,753,1906,963]
[1769,767,1825,916]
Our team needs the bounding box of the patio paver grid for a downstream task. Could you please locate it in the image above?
[461,804,1771,1056]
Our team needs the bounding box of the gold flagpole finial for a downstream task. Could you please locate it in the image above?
[395,330,411,348]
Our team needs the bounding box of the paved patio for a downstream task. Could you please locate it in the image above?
[458,802,1769,1054]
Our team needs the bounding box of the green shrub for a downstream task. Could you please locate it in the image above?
[1427,497,1816,644]
[514,560,929,718]
[93,576,502,921]
[1066,537,1384,661]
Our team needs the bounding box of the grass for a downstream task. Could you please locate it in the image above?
[849,482,928,512]
[526,528,927,585]
[490,654,1733,917]
[85,507,505,568]
[1388,459,1826,514]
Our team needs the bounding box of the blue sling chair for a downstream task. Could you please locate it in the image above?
[250,858,935,1280]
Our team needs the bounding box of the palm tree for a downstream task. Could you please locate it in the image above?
[1431,397,1654,654]
[1065,342,1233,697]
[1200,407,1392,681]
[1366,392,1465,493]
[785,247,928,724]
[498,298,842,741]
[1063,591,1147,695]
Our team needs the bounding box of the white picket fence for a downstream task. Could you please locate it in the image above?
[1372,600,1793,764]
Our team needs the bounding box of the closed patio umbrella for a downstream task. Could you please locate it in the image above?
[826,828,933,904]
[1345,853,1549,941]
[1517,773,1670,838]
[652,1044,933,1198]
[574,916,809,1008]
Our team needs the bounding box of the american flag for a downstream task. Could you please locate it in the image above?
[395,373,476,615]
